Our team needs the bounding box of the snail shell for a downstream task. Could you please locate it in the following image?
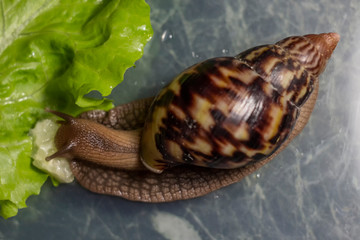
[140,33,338,173]
[47,33,339,202]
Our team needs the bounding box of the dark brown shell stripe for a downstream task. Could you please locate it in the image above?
[276,36,324,76]
[141,57,299,171]
[235,43,315,107]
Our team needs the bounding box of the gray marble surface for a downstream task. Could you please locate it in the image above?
[1,0,359,239]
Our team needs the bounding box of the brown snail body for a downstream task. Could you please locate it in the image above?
[47,33,339,202]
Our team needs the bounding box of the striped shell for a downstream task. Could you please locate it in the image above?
[140,34,337,173]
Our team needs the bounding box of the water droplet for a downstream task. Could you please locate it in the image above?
[183,152,194,162]
[161,30,173,42]
[221,49,229,54]
[185,118,197,129]
[191,51,199,58]
[29,51,36,58]
[137,25,147,31]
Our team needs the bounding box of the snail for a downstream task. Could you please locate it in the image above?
[47,33,339,202]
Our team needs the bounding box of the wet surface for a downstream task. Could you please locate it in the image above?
[1,0,360,239]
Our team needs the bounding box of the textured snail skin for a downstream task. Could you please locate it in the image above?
[49,33,339,202]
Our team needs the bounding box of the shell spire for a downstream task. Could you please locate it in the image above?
[304,33,340,60]
[304,33,340,74]
[276,32,340,76]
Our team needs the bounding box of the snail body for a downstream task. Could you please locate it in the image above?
[47,33,339,202]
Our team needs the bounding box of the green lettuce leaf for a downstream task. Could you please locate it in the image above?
[0,0,153,219]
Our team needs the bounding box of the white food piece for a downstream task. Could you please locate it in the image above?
[31,119,74,183]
